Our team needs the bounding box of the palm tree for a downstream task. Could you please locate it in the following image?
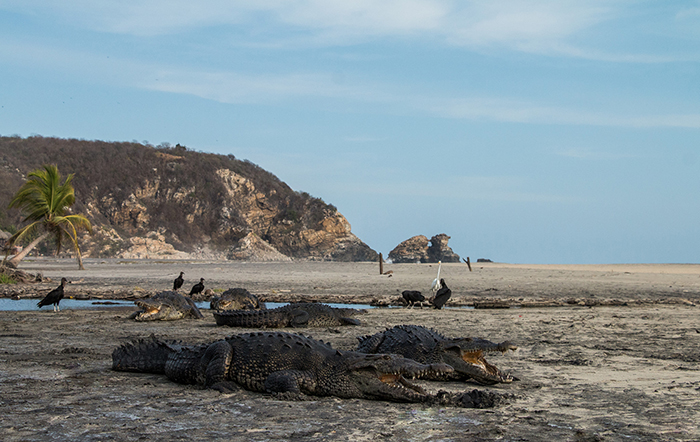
[3,164,92,270]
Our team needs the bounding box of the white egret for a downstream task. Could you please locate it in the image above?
[430,261,442,296]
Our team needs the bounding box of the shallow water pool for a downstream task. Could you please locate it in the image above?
[0,298,377,311]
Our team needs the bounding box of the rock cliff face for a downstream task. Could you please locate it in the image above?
[388,235,430,263]
[427,233,461,263]
[0,136,378,262]
[388,234,460,263]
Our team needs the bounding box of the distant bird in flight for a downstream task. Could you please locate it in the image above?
[431,278,451,310]
[37,277,68,312]
[173,272,184,291]
[188,278,205,297]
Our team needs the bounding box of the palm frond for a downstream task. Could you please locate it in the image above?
[8,221,42,245]
[7,164,92,269]
[62,214,93,233]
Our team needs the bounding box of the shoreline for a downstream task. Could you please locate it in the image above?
[2,259,698,308]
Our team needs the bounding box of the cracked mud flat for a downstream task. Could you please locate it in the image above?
[1,260,699,441]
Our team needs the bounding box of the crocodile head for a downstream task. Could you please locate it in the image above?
[133,299,177,321]
[131,291,203,321]
[210,288,259,311]
[211,297,244,311]
[440,338,517,384]
[339,352,454,402]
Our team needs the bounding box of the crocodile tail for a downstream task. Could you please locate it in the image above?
[112,335,174,373]
[213,310,287,328]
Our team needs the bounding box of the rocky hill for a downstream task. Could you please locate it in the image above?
[0,136,377,261]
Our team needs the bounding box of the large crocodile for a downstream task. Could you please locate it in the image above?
[213,302,366,328]
[112,332,505,408]
[129,291,203,321]
[210,287,266,311]
[357,325,516,384]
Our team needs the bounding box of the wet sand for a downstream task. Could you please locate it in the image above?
[1,259,699,441]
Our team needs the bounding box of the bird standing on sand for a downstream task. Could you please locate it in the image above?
[37,277,68,312]
[431,278,451,309]
[402,290,426,308]
[173,272,184,291]
[431,261,442,296]
[188,278,205,297]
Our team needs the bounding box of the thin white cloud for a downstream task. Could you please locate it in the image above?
[2,37,698,129]
[428,97,700,128]
[4,0,694,62]
[676,5,700,20]
[343,136,391,143]
[443,1,611,50]
[145,69,385,104]
[0,37,386,104]
[317,174,578,203]
[145,66,700,128]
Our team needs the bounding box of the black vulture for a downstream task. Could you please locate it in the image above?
[37,277,68,312]
[188,278,205,297]
[431,278,451,309]
[402,290,426,308]
[173,272,184,291]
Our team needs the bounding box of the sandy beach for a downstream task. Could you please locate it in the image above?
[1,259,699,441]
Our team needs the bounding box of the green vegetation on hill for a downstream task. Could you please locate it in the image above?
[0,136,369,260]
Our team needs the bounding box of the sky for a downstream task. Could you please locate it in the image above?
[1,1,699,264]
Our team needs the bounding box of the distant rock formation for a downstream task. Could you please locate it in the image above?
[427,234,461,263]
[388,234,460,264]
[388,235,430,263]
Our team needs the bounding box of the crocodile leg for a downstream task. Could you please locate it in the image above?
[200,340,234,387]
[264,369,317,397]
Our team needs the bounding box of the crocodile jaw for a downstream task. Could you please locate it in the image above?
[348,354,454,401]
[458,350,514,384]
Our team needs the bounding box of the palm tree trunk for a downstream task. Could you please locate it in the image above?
[5,231,50,268]
[76,249,85,270]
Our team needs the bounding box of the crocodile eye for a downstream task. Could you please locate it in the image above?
[444,346,462,356]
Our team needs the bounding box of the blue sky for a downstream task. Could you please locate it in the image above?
[1,1,699,264]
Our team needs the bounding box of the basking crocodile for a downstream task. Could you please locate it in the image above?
[210,288,266,311]
[357,325,516,384]
[129,291,203,321]
[112,332,505,408]
[213,302,366,328]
